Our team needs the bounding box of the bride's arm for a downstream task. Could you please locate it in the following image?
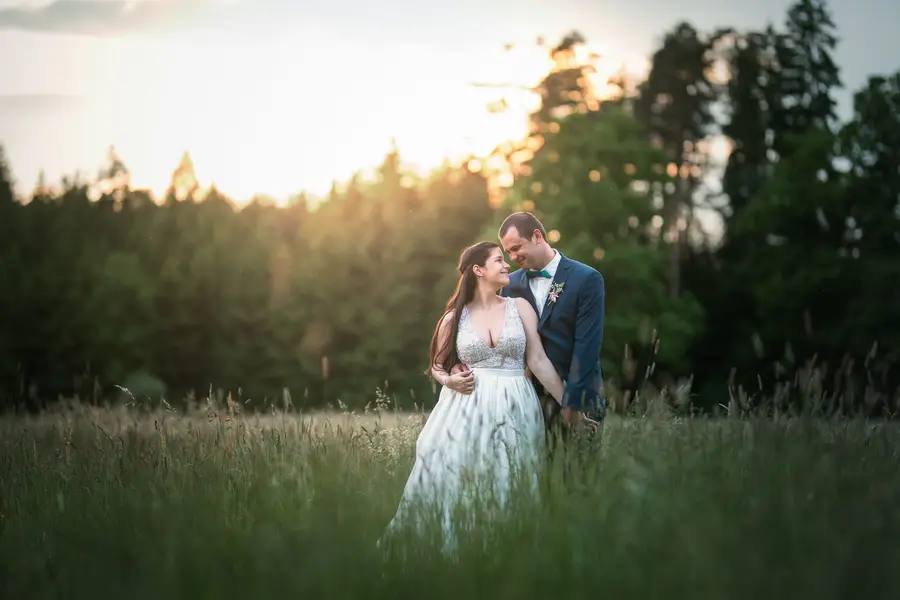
[431,365,451,387]
[514,298,564,404]
[429,312,453,385]
[429,311,474,393]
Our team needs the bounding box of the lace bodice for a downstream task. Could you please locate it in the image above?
[456,297,526,371]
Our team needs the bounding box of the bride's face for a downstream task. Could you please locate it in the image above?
[475,247,510,287]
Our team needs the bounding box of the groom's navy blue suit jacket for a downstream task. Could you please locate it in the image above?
[500,254,605,415]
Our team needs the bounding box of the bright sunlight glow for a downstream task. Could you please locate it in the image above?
[21,26,648,205]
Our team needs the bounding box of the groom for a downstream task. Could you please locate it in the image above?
[498,211,606,454]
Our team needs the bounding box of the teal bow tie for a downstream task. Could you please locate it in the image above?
[526,269,552,279]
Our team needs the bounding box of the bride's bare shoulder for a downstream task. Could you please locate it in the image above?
[512,297,537,320]
[436,309,460,330]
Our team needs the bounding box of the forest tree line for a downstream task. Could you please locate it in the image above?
[1,0,898,415]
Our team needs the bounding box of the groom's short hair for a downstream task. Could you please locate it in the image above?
[499,212,547,241]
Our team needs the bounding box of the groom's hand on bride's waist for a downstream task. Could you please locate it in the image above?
[450,363,468,375]
[447,363,474,394]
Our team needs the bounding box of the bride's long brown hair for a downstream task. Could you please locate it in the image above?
[425,241,500,376]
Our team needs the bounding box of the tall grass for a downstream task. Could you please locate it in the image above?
[2,388,899,599]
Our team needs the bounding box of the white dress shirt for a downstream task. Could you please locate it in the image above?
[529,250,561,317]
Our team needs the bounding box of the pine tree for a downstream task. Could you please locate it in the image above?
[635,22,718,298]
[773,0,842,157]
[0,144,15,207]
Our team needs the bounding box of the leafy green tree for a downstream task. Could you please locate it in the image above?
[507,102,704,392]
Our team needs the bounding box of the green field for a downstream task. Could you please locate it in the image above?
[2,395,899,599]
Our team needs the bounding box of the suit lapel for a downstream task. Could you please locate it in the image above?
[538,255,572,330]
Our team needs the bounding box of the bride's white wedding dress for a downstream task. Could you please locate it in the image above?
[380,297,546,550]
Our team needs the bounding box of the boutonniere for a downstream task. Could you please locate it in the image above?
[548,282,565,304]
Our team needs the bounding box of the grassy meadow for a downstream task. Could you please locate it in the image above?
[2,388,900,599]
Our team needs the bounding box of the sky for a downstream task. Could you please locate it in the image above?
[0,0,897,204]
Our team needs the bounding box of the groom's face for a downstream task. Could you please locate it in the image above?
[500,227,540,269]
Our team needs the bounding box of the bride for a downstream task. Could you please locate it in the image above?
[379,241,567,551]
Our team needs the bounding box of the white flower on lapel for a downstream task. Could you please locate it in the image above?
[548,282,565,304]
